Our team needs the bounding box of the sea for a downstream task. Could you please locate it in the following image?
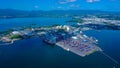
[0,18,120,68]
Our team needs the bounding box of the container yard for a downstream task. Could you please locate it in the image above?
[43,28,102,57]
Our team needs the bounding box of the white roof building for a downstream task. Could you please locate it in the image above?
[12,31,21,35]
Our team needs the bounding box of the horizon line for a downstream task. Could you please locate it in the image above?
[0,8,120,12]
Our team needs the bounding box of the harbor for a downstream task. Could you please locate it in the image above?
[0,1,120,67]
[56,34,102,57]
[0,24,119,67]
[0,24,102,57]
[0,18,119,68]
[43,25,102,57]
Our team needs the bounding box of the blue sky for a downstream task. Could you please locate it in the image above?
[0,0,120,11]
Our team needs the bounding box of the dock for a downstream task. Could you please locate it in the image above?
[56,35,101,57]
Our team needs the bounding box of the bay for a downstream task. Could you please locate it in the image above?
[0,18,120,68]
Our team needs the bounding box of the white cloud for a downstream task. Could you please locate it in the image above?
[69,4,80,8]
[109,0,116,1]
[59,1,67,4]
[34,5,39,9]
[59,0,77,4]
[86,0,100,3]
[57,6,62,9]
[56,6,66,10]
[67,0,77,2]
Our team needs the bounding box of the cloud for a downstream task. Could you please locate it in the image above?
[86,0,100,3]
[57,6,63,9]
[56,6,66,10]
[34,5,39,9]
[59,0,77,4]
[109,0,116,1]
[59,1,67,4]
[69,4,80,8]
[67,0,77,2]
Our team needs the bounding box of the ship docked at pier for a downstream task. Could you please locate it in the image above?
[43,25,102,57]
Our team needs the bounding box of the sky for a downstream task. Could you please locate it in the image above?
[0,0,120,11]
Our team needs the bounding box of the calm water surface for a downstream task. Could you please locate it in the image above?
[0,17,71,31]
[0,18,120,68]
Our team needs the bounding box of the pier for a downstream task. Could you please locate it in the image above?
[56,35,101,57]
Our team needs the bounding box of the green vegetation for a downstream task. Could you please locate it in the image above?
[10,34,23,39]
[44,24,60,28]
[0,31,7,34]
[98,15,120,20]
[66,19,84,23]
[57,29,66,33]
[103,22,116,26]
[44,26,53,28]
[0,29,14,35]
[51,24,60,27]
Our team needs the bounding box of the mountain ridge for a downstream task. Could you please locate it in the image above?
[0,9,120,18]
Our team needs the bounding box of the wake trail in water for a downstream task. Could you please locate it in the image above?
[100,51,119,64]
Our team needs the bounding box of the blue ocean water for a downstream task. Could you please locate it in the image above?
[0,18,120,68]
[0,18,71,31]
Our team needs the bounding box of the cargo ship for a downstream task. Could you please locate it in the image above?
[42,29,71,45]
[43,39,55,45]
[42,29,102,57]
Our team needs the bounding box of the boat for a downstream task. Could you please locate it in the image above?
[42,39,55,45]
